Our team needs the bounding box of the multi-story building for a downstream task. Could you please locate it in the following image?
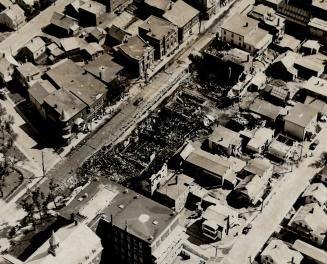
[163,0,200,43]
[95,187,187,264]
[115,35,155,78]
[95,0,131,12]
[19,37,47,63]
[220,13,273,55]
[0,4,25,30]
[139,15,178,60]
[79,1,106,27]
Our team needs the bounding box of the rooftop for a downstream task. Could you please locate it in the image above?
[312,0,327,11]
[29,80,56,106]
[290,203,327,236]
[293,239,327,264]
[163,0,199,28]
[209,125,242,148]
[108,25,131,43]
[261,238,303,264]
[25,223,102,264]
[117,35,153,61]
[303,76,327,98]
[308,17,327,31]
[221,13,258,37]
[1,4,24,21]
[302,183,327,205]
[25,37,45,53]
[84,53,123,84]
[244,158,272,177]
[276,34,301,51]
[50,12,78,31]
[284,102,318,128]
[44,88,87,121]
[247,127,274,150]
[83,42,104,56]
[60,37,81,52]
[17,62,40,78]
[185,148,231,177]
[157,174,194,200]
[144,0,171,11]
[139,15,177,40]
[79,1,106,15]
[295,56,324,73]
[46,59,107,107]
[249,98,283,121]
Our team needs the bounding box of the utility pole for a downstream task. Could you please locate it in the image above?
[41,151,46,177]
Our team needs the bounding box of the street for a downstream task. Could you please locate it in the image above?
[222,128,327,264]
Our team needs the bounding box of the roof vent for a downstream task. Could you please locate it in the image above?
[123,188,129,194]
[244,22,249,27]
[148,235,154,241]
[134,194,139,199]
[152,220,158,225]
[118,204,124,209]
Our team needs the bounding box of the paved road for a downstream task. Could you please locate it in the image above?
[222,128,327,264]
[0,0,72,54]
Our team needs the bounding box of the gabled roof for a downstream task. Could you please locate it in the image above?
[249,98,283,121]
[83,42,104,56]
[261,239,303,264]
[1,4,24,21]
[185,148,231,177]
[60,37,80,52]
[50,12,78,31]
[163,0,199,28]
[25,223,102,264]
[108,25,131,44]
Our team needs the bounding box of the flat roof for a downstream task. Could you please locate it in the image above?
[117,35,153,61]
[261,239,303,264]
[84,53,123,84]
[17,62,39,77]
[61,181,177,243]
[25,37,45,53]
[312,0,327,11]
[284,102,318,128]
[139,15,177,40]
[221,13,258,37]
[80,1,105,14]
[276,34,301,51]
[293,239,327,264]
[185,148,230,177]
[163,0,199,28]
[29,80,56,106]
[209,125,242,148]
[44,88,87,120]
[46,59,107,107]
[308,17,327,31]
[303,76,327,98]
[157,174,194,200]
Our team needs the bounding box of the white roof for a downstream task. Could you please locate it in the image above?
[261,239,303,264]
[25,223,102,264]
[303,76,327,98]
[247,127,274,151]
[302,183,327,205]
[293,239,327,264]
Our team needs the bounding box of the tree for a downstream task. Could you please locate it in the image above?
[0,105,17,197]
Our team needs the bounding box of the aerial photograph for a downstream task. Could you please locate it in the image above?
[0,0,327,263]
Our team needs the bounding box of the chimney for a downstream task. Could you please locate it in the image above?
[277,17,280,26]
[168,1,173,10]
[70,213,75,222]
[244,22,249,27]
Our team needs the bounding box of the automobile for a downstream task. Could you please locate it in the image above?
[133,97,143,106]
[309,139,319,150]
[242,223,252,235]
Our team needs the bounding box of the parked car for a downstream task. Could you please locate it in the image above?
[309,139,319,150]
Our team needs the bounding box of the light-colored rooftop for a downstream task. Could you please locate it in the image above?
[293,239,327,264]
[284,102,318,128]
[302,183,327,206]
[261,238,303,264]
[209,125,242,149]
[25,37,45,53]
[79,1,106,15]
[185,148,231,177]
[117,35,153,61]
[29,80,56,106]
[221,13,258,37]
[249,98,283,121]
[247,127,274,151]
[139,15,177,40]
[17,62,40,77]
[303,76,327,98]
[163,0,199,28]
[308,17,327,31]
[157,174,194,200]
[25,223,102,264]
